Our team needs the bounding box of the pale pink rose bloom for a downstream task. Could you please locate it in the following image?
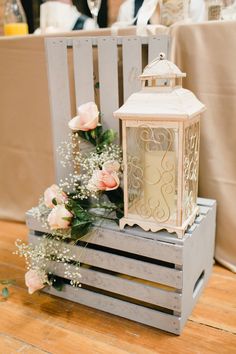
[44,184,68,209]
[102,160,120,173]
[88,170,120,192]
[25,269,45,295]
[47,204,73,230]
[68,102,99,131]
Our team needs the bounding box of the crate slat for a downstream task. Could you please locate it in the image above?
[45,38,73,183]
[48,262,181,311]
[26,216,183,265]
[97,37,119,134]
[44,285,181,334]
[73,38,94,106]
[29,233,182,289]
[122,37,142,101]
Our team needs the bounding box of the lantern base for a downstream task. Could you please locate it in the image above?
[119,207,199,238]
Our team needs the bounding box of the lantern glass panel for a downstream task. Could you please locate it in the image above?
[126,124,179,225]
[183,120,200,221]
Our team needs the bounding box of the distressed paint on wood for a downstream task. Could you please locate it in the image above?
[43,284,181,334]
[122,37,142,101]
[45,261,182,311]
[45,38,72,184]
[26,216,183,265]
[97,37,119,133]
[73,38,94,107]
[29,232,182,289]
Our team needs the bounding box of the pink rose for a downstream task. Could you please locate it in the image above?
[68,102,99,131]
[44,184,68,208]
[25,269,46,295]
[47,204,73,230]
[88,170,120,192]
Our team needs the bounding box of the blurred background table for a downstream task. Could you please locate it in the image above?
[0,20,235,271]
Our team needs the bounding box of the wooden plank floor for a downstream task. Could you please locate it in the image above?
[0,220,235,354]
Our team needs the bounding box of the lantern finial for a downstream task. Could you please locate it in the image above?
[140,53,186,80]
[159,52,165,60]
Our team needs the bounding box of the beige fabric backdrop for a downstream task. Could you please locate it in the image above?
[0,22,235,271]
[171,21,236,272]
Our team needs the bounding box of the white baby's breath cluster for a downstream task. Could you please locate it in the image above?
[58,139,122,200]
[15,236,82,287]
[57,133,81,169]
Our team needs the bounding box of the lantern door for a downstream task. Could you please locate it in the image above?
[121,120,180,232]
[182,117,201,224]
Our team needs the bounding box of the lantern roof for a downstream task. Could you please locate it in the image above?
[140,53,186,79]
[114,87,205,120]
[114,54,205,120]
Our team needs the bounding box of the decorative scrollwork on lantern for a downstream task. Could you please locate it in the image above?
[127,125,178,224]
[183,121,200,219]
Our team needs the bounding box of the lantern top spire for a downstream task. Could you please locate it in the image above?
[140,53,186,80]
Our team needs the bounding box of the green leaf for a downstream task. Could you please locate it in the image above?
[95,81,99,89]
[2,287,9,298]
[52,198,57,206]
[52,277,64,292]
[71,220,92,240]
[62,216,72,222]
[105,187,124,205]
[90,129,96,140]
[98,129,117,147]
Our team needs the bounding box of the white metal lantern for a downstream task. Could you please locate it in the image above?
[114,53,206,238]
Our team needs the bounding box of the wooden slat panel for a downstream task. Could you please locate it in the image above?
[26,214,183,265]
[148,35,170,62]
[29,233,182,289]
[97,37,119,134]
[44,285,181,334]
[73,38,94,107]
[122,37,142,101]
[45,38,72,183]
[48,262,182,311]
[26,199,214,248]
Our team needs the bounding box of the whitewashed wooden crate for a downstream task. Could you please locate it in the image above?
[25,35,216,334]
[26,198,216,335]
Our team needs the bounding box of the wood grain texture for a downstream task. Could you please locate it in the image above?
[0,220,235,353]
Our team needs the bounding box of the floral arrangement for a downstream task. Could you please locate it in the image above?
[16,102,123,295]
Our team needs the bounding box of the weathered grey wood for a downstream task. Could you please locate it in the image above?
[180,200,216,332]
[26,215,183,265]
[26,202,211,265]
[29,232,182,289]
[43,284,181,334]
[122,37,142,101]
[47,262,181,311]
[73,38,94,106]
[148,35,170,62]
[97,37,119,134]
[45,38,73,184]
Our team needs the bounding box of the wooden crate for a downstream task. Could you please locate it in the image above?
[26,197,216,335]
